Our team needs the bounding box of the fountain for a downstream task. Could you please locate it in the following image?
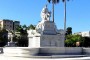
[3,4,87,58]
[27,5,64,48]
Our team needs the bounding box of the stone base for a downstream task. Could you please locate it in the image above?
[3,47,39,57]
[3,47,83,57]
[28,35,64,48]
[7,42,16,47]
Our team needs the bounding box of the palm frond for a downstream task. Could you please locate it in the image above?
[57,0,59,3]
[67,0,70,1]
[52,0,59,4]
[62,0,65,2]
[62,0,70,2]
[53,0,56,4]
[47,0,51,3]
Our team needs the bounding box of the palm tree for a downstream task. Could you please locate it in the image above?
[48,0,70,34]
[62,0,69,34]
[47,0,59,22]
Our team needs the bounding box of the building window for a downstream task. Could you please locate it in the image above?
[4,21,6,23]
[10,25,12,27]
[10,22,12,24]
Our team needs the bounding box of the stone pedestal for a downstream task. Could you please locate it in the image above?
[7,42,16,47]
[28,34,64,48]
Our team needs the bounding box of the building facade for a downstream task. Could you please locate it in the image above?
[0,19,20,31]
[13,21,20,31]
[74,31,90,37]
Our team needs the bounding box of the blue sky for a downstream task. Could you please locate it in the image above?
[0,0,90,33]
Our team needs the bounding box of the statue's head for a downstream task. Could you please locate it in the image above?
[42,5,48,13]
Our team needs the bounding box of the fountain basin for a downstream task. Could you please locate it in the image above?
[3,47,84,58]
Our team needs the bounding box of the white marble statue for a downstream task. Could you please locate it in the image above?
[41,5,51,21]
[27,4,65,48]
[35,5,58,34]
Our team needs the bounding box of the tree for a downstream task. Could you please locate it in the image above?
[82,37,90,47]
[60,0,70,44]
[17,38,28,47]
[15,25,28,47]
[65,35,84,47]
[27,24,35,30]
[0,29,8,47]
[47,0,59,22]
[66,27,72,35]
[22,24,27,30]
[61,0,70,32]
[16,25,22,32]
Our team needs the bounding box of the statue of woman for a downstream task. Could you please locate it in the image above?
[41,5,51,21]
